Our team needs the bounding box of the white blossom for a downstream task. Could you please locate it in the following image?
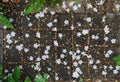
[104,37,108,41]
[73,62,78,67]
[36,57,41,61]
[82,29,89,35]
[47,22,53,27]
[111,39,116,44]
[76,49,80,54]
[10,31,16,37]
[102,71,107,76]
[104,25,110,34]
[58,33,63,39]
[72,71,79,78]
[93,8,98,12]
[96,0,105,6]
[50,11,55,15]
[6,34,11,39]
[16,44,23,51]
[62,49,67,53]
[116,4,120,11]
[28,23,33,27]
[9,18,14,22]
[85,17,92,23]
[89,59,93,64]
[64,20,69,25]
[44,50,49,55]
[60,54,65,59]
[35,12,44,18]
[69,1,75,7]
[87,3,93,9]
[56,59,61,64]
[29,56,33,61]
[54,40,58,46]
[93,65,97,69]
[78,60,83,65]
[73,5,78,11]
[62,2,67,9]
[25,33,29,38]
[24,48,29,53]
[46,46,50,50]
[36,32,40,38]
[113,70,118,74]
[109,65,113,70]
[33,43,39,49]
[77,32,81,37]
[7,39,13,44]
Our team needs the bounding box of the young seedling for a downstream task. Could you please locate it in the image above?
[79,77,83,82]
[0,7,14,29]
[0,64,3,80]
[23,0,61,15]
[113,55,120,66]
[34,73,49,82]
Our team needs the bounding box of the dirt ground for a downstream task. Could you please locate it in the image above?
[1,0,120,82]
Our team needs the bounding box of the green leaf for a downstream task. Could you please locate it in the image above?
[55,0,62,6]
[117,61,120,66]
[0,7,2,11]
[12,66,21,82]
[79,77,83,82]
[23,0,45,15]
[113,56,120,61]
[48,0,55,7]
[24,76,31,82]
[34,73,44,82]
[0,13,14,29]
[76,0,81,3]
[43,73,48,79]
[7,75,16,82]
[0,64,3,80]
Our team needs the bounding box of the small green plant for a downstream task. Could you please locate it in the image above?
[0,7,14,29]
[34,73,49,82]
[24,76,31,82]
[23,0,61,15]
[113,55,120,66]
[0,64,49,82]
[79,77,83,82]
[0,64,3,80]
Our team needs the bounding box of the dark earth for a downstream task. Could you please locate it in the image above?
[1,0,120,82]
